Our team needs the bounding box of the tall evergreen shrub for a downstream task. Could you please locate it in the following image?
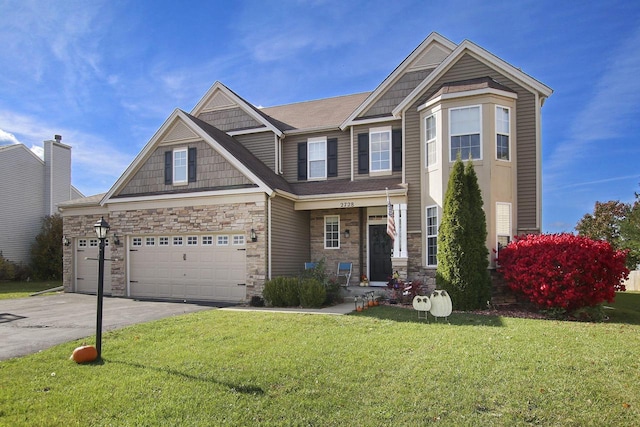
[436,157,490,310]
[465,160,491,307]
[436,157,470,308]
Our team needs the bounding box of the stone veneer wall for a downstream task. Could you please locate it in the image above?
[62,200,267,301]
[309,208,360,285]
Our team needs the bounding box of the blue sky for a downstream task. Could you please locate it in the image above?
[1,0,639,233]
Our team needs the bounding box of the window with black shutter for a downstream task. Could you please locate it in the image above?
[357,133,369,174]
[164,151,172,185]
[298,142,307,181]
[392,129,402,171]
[327,138,338,177]
[188,147,197,182]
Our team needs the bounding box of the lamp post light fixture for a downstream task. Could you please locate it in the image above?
[93,216,110,360]
[250,228,257,242]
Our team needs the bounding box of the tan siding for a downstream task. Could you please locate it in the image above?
[281,130,351,182]
[234,132,276,172]
[404,109,423,231]
[119,140,252,196]
[363,69,433,117]
[270,196,310,277]
[406,53,539,231]
[197,107,264,132]
[352,122,403,181]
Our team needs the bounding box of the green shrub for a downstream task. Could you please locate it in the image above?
[299,278,326,308]
[262,277,300,307]
[323,278,342,305]
[0,255,16,281]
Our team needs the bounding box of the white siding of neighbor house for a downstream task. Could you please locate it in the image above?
[44,140,73,215]
[0,140,78,265]
[0,145,46,264]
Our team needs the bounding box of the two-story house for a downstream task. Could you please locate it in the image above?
[1,135,83,265]
[59,33,552,302]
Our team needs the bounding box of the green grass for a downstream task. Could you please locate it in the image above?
[0,294,638,426]
[0,281,62,300]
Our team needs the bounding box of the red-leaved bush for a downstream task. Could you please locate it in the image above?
[498,233,628,312]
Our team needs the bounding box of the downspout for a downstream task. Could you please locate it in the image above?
[350,126,354,181]
[401,113,406,184]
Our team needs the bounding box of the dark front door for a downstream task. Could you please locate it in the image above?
[369,225,392,282]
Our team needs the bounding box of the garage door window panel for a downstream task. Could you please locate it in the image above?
[159,236,169,246]
[187,236,198,246]
[145,237,155,246]
[202,236,213,246]
[217,236,229,246]
[173,236,183,246]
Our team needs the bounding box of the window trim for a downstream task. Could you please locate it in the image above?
[307,136,327,180]
[369,126,392,173]
[425,205,439,267]
[496,105,510,162]
[324,215,340,249]
[173,148,188,185]
[425,113,437,169]
[496,202,512,258]
[449,105,482,162]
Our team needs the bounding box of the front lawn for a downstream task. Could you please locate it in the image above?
[0,293,638,426]
[0,281,62,300]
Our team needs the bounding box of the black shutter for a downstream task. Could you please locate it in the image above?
[392,129,402,171]
[327,138,338,177]
[357,133,369,174]
[164,151,172,185]
[297,142,307,181]
[188,147,197,182]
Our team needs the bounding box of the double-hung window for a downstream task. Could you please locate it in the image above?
[426,206,438,266]
[450,106,481,161]
[324,215,339,249]
[308,137,327,180]
[496,106,510,161]
[425,114,437,168]
[370,127,391,172]
[173,148,188,184]
[496,202,512,257]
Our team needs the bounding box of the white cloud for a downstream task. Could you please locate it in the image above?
[0,128,20,145]
[30,145,44,159]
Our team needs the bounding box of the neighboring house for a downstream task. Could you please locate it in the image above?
[0,135,83,265]
[59,32,552,303]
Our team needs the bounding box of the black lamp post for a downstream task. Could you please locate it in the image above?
[93,216,110,360]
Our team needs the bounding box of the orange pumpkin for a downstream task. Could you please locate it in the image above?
[71,345,98,363]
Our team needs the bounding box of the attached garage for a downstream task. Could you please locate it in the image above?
[128,233,247,302]
[75,237,113,294]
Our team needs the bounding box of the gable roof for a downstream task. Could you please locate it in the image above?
[0,143,44,164]
[102,109,291,204]
[393,39,553,117]
[340,32,457,130]
[190,81,285,137]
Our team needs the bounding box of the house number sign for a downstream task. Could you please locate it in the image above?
[339,201,355,208]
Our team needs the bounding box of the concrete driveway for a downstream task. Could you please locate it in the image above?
[0,293,225,361]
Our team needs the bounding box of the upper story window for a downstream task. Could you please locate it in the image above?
[324,215,340,249]
[370,127,391,172]
[298,138,337,181]
[308,137,327,180]
[425,114,437,168]
[165,147,196,185]
[450,106,481,161]
[496,106,510,161]
[173,148,188,184]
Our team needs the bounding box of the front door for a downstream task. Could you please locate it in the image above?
[369,225,392,282]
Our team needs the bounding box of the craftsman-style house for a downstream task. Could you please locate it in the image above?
[59,33,552,302]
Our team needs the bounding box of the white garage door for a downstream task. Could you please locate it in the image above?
[128,234,247,302]
[75,238,113,294]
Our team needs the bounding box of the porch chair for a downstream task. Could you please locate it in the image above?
[336,262,352,287]
[304,262,318,270]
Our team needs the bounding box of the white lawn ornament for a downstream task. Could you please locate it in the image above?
[412,295,431,320]
[429,290,452,321]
